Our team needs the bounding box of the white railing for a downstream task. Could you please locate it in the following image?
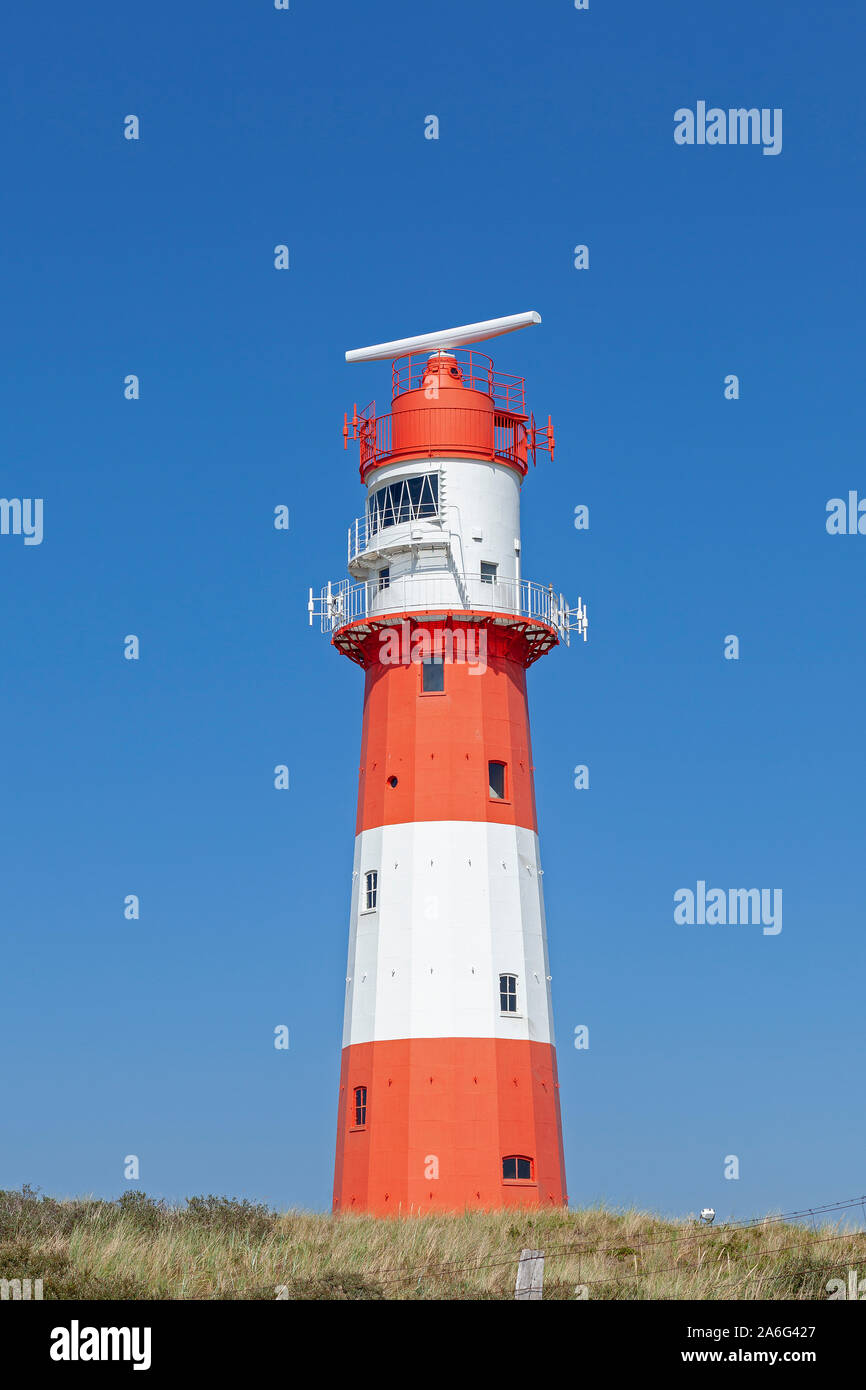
[347,510,444,565]
[308,573,587,645]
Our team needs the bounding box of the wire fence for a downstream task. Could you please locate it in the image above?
[286,1193,866,1298]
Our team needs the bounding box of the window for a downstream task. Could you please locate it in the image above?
[363,870,378,911]
[499,973,518,1013]
[488,760,506,800]
[502,1156,533,1182]
[377,567,390,591]
[480,561,498,584]
[368,474,439,534]
[422,654,444,693]
[353,1086,367,1127]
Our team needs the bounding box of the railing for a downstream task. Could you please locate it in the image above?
[344,399,553,477]
[308,573,587,646]
[347,509,445,565]
[391,349,527,415]
[355,407,529,473]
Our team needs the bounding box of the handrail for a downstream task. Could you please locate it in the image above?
[391,348,527,415]
[343,397,553,477]
[309,572,587,646]
[355,407,529,474]
[347,508,445,565]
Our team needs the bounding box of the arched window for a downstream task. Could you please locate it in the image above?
[502,1155,533,1182]
[353,1086,367,1128]
[499,974,518,1013]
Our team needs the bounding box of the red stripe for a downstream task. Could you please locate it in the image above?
[356,624,538,835]
[333,1037,567,1214]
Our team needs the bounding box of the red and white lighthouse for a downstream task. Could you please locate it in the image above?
[310,312,586,1215]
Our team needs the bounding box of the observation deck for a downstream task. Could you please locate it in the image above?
[308,571,587,667]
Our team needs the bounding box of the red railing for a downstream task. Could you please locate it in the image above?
[343,400,554,477]
[345,405,528,475]
[391,349,526,415]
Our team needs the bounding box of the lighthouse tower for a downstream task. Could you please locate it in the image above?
[309,312,585,1215]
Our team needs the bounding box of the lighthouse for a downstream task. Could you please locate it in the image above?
[309,312,586,1214]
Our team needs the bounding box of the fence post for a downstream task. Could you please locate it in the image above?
[514,1249,545,1301]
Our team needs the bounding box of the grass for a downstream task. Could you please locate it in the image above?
[1,1186,863,1300]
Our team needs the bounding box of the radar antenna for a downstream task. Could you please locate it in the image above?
[345,310,542,363]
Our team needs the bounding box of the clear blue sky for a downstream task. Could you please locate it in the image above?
[2,0,864,1222]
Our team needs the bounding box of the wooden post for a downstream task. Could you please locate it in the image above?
[514,1249,544,1300]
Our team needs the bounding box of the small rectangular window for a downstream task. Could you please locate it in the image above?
[499,973,518,1013]
[377,567,390,591]
[488,760,506,800]
[480,562,498,584]
[422,655,445,693]
[363,870,378,911]
[353,1086,367,1127]
[502,1155,532,1181]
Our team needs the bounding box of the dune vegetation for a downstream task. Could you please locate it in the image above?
[1,1187,863,1300]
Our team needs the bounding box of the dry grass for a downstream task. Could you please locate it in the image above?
[1,1187,863,1300]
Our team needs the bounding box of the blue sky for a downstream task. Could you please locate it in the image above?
[2,0,864,1221]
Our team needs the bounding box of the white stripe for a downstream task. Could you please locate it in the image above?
[342,821,556,1047]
